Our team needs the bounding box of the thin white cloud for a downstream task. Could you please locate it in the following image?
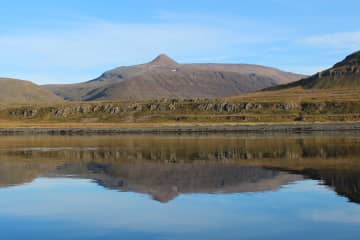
[0,21,275,68]
[0,18,286,83]
[0,22,224,67]
[3,16,357,84]
[304,31,360,50]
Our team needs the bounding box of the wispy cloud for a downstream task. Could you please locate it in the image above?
[2,11,359,84]
[304,31,360,50]
[0,22,233,68]
[0,18,286,83]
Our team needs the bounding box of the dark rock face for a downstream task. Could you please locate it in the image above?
[4,98,359,124]
[10,108,39,117]
[6,100,355,118]
[334,51,360,69]
[272,50,360,90]
[44,101,300,118]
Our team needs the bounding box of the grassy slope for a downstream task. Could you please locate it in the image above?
[0,78,62,103]
[230,87,360,102]
[0,88,359,128]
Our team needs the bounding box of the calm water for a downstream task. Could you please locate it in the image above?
[0,135,359,239]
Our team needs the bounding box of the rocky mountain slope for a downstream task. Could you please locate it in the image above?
[45,54,305,101]
[0,78,62,103]
[271,50,360,90]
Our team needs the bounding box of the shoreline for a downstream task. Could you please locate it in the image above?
[1,122,360,135]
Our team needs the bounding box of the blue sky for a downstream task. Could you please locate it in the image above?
[1,0,360,84]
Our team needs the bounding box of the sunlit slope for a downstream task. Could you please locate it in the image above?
[0,78,62,103]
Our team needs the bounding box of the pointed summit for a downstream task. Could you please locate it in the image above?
[150,54,178,65]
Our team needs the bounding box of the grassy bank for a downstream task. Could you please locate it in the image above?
[0,88,359,128]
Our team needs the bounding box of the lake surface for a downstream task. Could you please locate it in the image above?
[0,134,359,239]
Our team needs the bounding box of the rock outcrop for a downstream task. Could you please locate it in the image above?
[271,50,360,90]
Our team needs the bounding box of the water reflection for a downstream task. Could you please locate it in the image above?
[0,135,359,203]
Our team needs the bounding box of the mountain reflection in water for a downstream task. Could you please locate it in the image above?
[0,135,359,203]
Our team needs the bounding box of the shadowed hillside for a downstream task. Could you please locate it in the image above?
[45,54,304,101]
[270,50,360,90]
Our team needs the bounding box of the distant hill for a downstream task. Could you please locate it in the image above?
[45,54,305,101]
[0,78,62,103]
[270,50,360,90]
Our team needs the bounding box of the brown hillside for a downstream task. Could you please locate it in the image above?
[0,78,62,103]
[45,54,305,101]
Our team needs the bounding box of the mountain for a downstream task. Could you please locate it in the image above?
[45,54,305,101]
[270,50,360,90]
[0,78,62,103]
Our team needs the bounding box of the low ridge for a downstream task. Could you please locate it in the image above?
[0,78,62,103]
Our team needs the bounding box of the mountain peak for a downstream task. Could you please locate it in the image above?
[150,54,178,65]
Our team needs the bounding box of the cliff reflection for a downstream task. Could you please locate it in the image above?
[0,135,359,203]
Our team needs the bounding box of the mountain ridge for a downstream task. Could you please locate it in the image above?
[45,54,305,101]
